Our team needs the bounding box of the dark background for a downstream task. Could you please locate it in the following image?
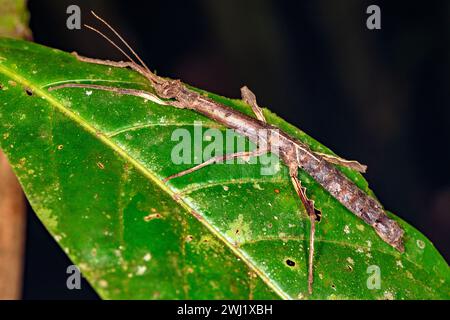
[23,0,449,299]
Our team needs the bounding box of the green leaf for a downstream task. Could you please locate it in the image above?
[0,38,448,299]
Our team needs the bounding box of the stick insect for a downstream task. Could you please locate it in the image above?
[49,11,404,295]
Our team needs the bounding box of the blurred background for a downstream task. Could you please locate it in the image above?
[19,0,449,298]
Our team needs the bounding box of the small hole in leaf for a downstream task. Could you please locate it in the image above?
[285,259,296,267]
[347,265,353,272]
[331,284,336,290]
[25,88,33,96]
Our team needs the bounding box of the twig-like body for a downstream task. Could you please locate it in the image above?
[49,12,404,294]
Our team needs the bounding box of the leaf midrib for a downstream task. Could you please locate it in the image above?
[0,62,290,299]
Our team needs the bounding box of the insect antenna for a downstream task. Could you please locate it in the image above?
[83,24,141,69]
[90,11,151,73]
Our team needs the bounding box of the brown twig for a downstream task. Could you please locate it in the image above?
[0,0,31,300]
[0,150,26,299]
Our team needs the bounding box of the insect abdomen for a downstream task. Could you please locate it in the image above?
[300,151,404,252]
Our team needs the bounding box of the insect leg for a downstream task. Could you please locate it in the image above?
[47,83,189,109]
[240,86,266,123]
[241,85,320,293]
[72,52,163,85]
[240,85,367,174]
[289,164,320,295]
[164,148,268,182]
[315,152,367,173]
[72,52,143,72]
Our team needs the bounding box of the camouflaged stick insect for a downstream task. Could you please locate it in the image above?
[48,11,405,295]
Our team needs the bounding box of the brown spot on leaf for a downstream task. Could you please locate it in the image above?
[144,213,162,221]
[97,162,105,170]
